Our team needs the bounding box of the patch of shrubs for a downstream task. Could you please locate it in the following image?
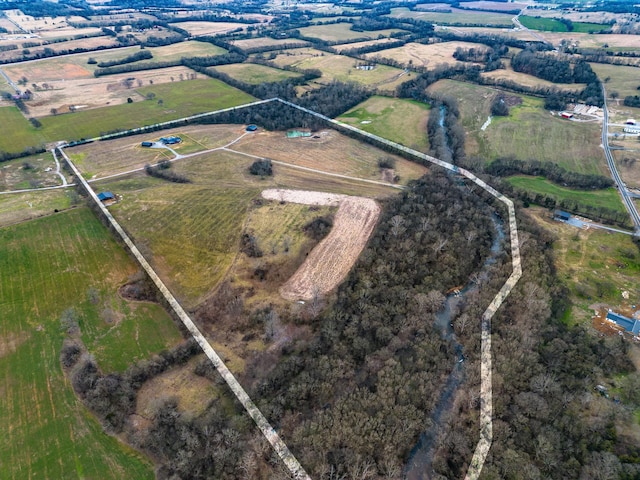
[377,156,396,169]
[303,215,333,240]
[248,158,272,176]
[144,162,191,183]
[240,232,263,257]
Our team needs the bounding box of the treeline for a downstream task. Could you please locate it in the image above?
[512,49,598,84]
[249,172,496,477]
[427,98,466,164]
[623,95,640,107]
[144,162,191,183]
[96,49,152,68]
[486,156,614,189]
[0,43,122,66]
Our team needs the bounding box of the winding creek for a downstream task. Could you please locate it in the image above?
[404,214,505,480]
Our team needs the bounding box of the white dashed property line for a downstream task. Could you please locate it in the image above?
[57,146,311,480]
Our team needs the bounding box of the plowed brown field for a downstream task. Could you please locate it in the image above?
[262,189,381,301]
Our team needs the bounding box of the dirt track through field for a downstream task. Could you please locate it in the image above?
[262,189,381,301]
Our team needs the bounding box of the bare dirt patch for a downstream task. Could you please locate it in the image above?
[263,189,381,301]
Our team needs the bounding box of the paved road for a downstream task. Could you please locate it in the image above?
[601,85,640,231]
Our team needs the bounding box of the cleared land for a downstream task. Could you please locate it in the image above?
[388,7,514,26]
[591,63,640,98]
[264,190,381,301]
[482,58,585,91]
[231,37,309,50]
[212,63,302,84]
[329,38,401,53]
[506,176,625,213]
[518,15,610,33]
[0,152,64,190]
[428,79,605,175]
[0,106,46,153]
[364,41,485,68]
[297,23,406,43]
[0,36,120,63]
[264,48,408,91]
[38,78,254,145]
[169,21,248,36]
[459,1,526,11]
[0,207,183,479]
[338,95,431,151]
[0,189,71,227]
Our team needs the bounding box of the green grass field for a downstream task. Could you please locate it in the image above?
[338,95,431,151]
[0,207,184,479]
[388,7,513,26]
[506,176,625,213]
[519,16,610,33]
[297,23,406,42]
[35,79,254,146]
[427,79,605,175]
[591,63,640,98]
[212,62,302,84]
[0,106,47,152]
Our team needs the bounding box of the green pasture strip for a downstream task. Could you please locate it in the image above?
[387,7,514,26]
[37,78,254,145]
[212,62,302,84]
[0,106,47,153]
[519,16,610,33]
[338,95,431,151]
[506,175,625,213]
[0,207,187,479]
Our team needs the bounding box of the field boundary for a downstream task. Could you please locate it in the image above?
[56,146,311,480]
[53,96,523,479]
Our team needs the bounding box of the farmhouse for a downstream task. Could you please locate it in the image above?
[623,127,640,134]
[606,311,640,336]
[141,141,153,147]
[97,191,116,204]
[626,119,636,125]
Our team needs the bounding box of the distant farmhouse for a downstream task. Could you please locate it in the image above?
[160,136,181,145]
[606,311,640,336]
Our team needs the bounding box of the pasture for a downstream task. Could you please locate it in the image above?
[0,189,71,227]
[332,37,402,53]
[0,106,46,153]
[591,63,640,98]
[338,95,431,151]
[364,41,485,69]
[231,37,309,50]
[264,48,408,91]
[297,23,406,43]
[518,16,610,33]
[168,21,248,36]
[388,7,514,26]
[482,59,585,91]
[506,176,625,213]
[0,151,64,191]
[37,78,254,145]
[212,63,302,84]
[0,207,185,479]
[459,1,525,12]
[428,79,605,175]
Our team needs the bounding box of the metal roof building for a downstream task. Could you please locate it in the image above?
[606,312,640,335]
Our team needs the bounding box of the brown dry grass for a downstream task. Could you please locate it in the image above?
[169,21,247,36]
[364,41,485,68]
[231,37,309,49]
[333,37,402,53]
[232,129,427,185]
[459,1,526,11]
[481,59,585,91]
[0,36,119,62]
[279,195,381,301]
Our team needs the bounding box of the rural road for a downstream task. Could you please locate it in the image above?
[512,8,550,45]
[601,85,640,231]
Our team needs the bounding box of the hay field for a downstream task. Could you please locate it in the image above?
[231,128,427,184]
[482,59,585,91]
[0,207,183,479]
[262,49,407,90]
[169,21,248,36]
[338,95,431,151]
[0,189,71,227]
[459,1,525,11]
[0,36,120,62]
[332,37,402,53]
[298,23,406,42]
[428,79,605,174]
[388,6,514,26]
[212,63,302,84]
[364,41,484,68]
[591,63,640,98]
[231,37,309,50]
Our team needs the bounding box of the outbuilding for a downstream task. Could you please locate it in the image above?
[141,141,153,147]
[560,112,574,119]
[160,136,181,145]
[554,210,571,221]
[97,191,116,204]
[626,119,636,125]
[246,124,258,132]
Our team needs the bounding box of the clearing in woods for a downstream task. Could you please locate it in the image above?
[0,207,184,479]
[261,189,381,301]
[211,63,302,84]
[363,41,487,68]
[338,95,431,152]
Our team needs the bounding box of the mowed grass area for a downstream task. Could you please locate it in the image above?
[0,207,185,479]
[518,15,610,33]
[0,189,72,227]
[263,48,407,91]
[363,41,484,69]
[506,176,625,213]
[212,62,302,84]
[37,79,254,145]
[530,208,640,316]
[338,95,431,151]
[0,106,47,152]
[387,7,514,26]
[297,23,406,42]
[428,79,605,175]
[591,63,640,98]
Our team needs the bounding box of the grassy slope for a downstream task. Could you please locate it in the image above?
[0,207,183,479]
[338,95,431,151]
[591,63,640,98]
[506,176,625,213]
